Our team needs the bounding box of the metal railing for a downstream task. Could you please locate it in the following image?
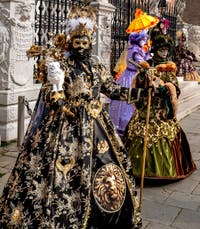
[35,0,83,45]
[17,96,32,146]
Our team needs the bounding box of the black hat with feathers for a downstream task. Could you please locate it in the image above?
[151,34,173,52]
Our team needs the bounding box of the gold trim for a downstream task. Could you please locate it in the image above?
[97,140,109,154]
[11,209,21,223]
[50,91,66,102]
[98,115,141,227]
[56,157,75,179]
[87,100,102,119]
[82,119,94,229]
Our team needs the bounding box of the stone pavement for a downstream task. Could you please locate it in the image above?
[0,109,200,229]
[141,108,200,229]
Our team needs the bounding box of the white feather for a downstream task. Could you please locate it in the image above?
[65,17,95,36]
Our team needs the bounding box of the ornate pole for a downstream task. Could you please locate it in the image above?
[139,67,154,210]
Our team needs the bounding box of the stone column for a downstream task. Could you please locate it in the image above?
[187,25,200,73]
[90,0,115,111]
[90,0,115,71]
[0,0,40,141]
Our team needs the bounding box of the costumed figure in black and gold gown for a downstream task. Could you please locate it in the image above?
[0,5,146,229]
[124,34,196,180]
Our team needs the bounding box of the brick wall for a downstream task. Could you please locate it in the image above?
[183,0,200,25]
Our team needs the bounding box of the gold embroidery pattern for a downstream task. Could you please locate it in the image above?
[127,115,180,148]
[87,100,102,119]
[56,157,75,179]
[98,115,141,227]
[11,209,21,224]
[97,140,109,154]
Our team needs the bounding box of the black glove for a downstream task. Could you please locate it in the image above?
[50,91,65,111]
[141,86,154,97]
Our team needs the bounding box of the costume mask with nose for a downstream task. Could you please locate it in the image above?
[70,35,92,59]
[157,47,169,59]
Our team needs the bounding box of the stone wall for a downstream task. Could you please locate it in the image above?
[0,0,40,142]
[183,0,200,25]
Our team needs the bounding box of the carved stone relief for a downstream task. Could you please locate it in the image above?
[177,0,186,23]
[0,5,10,90]
[149,0,160,16]
[10,2,34,86]
[99,14,112,70]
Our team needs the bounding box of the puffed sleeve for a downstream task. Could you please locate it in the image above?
[99,63,143,103]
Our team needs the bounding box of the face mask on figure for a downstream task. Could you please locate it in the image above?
[70,35,92,59]
[139,37,148,47]
[156,47,169,60]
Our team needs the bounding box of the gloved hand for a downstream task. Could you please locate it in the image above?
[141,86,154,97]
[139,61,150,70]
[50,91,65,110]
[49,91,75,117]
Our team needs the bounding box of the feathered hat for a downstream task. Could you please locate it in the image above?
[176,30,186,42]
[128,30,148,44]
[151,34,173,52]
[65,5,97,43]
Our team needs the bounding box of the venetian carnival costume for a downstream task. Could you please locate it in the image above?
[174,31,200,82]
[109,30,150,136]
[0,5,146,229]
[124,34,196,180]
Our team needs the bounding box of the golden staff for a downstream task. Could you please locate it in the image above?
[139,67,155,211]
[128,58,155,210]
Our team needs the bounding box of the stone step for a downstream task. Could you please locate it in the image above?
[177,78,200,120]
[179,84,200,103]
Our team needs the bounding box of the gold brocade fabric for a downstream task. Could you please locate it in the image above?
[127,112,180,148]
[128,68,180,148]
[0,55,142,229]
[128,69,180,147]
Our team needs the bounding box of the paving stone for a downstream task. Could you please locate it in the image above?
[145,222,176,229]
[165,191,200,210]
[142,200,180,226]
[0,168,10,193]
[172,209,200,229]
[0,172,10,187]
[192,184,200,196]
[186,135,200,149]
[190,168,200,181]
[0,167,10,174]
[5,150,19,158]
[0,182,5,196]
[0,147,7,155]
[192,152,200,161]
[181,124,199,133]
[142,187,173,204]
[194,160,200,169]
[141,220,149,228]
[164,178,199,194]
[3,142,18,152]
[0,156,17,170]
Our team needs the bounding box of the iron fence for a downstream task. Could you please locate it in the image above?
[35,0,83,45]
[34,0,179,74]
[159,1,178,40]
[108,0,151,74]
